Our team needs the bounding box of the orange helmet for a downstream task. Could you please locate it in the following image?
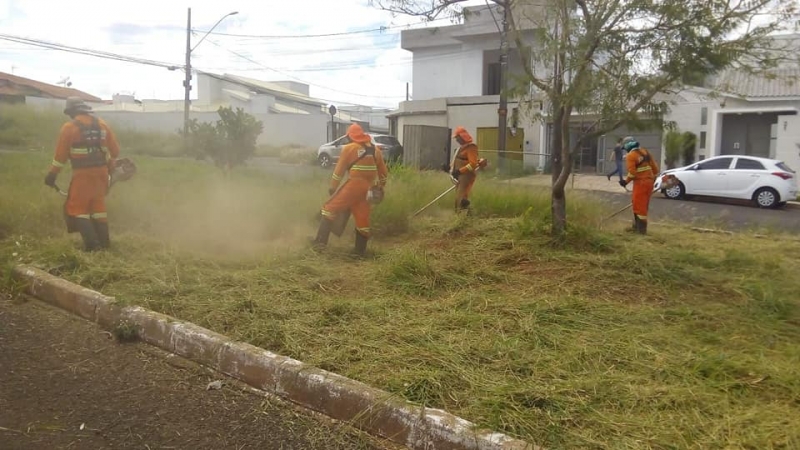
[452,126,473,144]
[347,123,371,144]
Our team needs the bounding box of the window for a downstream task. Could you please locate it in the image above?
[777,162,796,173]
[486,63,501,95]
[699,131,707,149]
[734,158,765,170]
[334,136,350,145]
[700,107,708,125]
[697,157,733,170]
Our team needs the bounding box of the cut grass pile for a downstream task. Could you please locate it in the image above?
[1,151,799,449]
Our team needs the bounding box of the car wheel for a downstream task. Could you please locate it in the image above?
[319,153,332,168]
[664,181,685,200]
[753,187,779,208]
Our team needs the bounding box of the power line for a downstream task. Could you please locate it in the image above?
[0,34,181,69]
[191,18,453,39]
[0,33,401,107]
[203,38,406,99]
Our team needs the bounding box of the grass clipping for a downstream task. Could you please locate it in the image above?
[2,152,800,449]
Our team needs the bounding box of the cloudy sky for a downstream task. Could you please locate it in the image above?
[0,0,481,108]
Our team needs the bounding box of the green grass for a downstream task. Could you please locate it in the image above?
[1,150,799,449]
[0,103,183,157]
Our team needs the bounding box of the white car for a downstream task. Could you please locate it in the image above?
[654,155,798,208]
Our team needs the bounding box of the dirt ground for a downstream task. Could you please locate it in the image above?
[0,295,396,450]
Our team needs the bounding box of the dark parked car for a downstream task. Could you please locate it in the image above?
[317,133,403,168]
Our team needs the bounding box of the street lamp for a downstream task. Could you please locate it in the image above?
[182,9,238,144]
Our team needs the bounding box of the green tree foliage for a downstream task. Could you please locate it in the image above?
[663,128,684,169]
[187,107,264,169]
[372,0,797,235]
[682,131,698,165]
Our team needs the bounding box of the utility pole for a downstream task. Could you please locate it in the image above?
[497,1,509,174]
[405,82,409,101]
[183,7,192,147]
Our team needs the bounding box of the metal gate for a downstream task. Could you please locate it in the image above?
[402,124,451,170]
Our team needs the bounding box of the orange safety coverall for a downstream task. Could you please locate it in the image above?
[453,142,479,208]
[321,142,388,238]
[625,147,660,223]
[49,114,120,224]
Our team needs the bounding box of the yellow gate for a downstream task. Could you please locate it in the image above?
[476,127,525,175]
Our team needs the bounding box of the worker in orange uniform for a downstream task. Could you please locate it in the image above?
[44,97,121,251]
[619,136,659,234]
[313,123,388,256]
[450,126,487,213]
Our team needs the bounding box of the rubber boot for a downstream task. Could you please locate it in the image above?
[459,199,471,216]
[638,218,648,235]
[354,231,368,257]
[93,220,110,249]
[74,218,101,252]
[312,218,332,250]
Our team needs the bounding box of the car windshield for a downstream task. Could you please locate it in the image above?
[777,162,796,173]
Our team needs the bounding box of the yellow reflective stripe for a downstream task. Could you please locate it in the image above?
[465,164,474,171]
[636,166,652,172]
[636,215,647,220]
[75,214,91,219]
[90,212,107,219]
[356,227,370,232]
[626,173,635,180]
[350,165,377,171]
[331,173,342,181]
[70,149,90,155]
[51,159,65,168]
[321,210,334,217]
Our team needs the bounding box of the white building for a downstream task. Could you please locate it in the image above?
[389,3,545,172]
[389,3,662,174]
[666,62,800,173]
[89,72,389,148]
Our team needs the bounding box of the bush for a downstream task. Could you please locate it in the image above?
[682,131,697,165]
[664,130,684,169]
[187,107,264,169]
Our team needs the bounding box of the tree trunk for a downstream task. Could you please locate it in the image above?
[550,105,567,235]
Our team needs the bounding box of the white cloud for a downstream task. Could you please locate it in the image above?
[0,0,453,107]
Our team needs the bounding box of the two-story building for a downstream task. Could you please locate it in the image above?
[389,3,665,174]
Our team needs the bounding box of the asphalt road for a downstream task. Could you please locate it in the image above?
[0,295,393,450]
[591,190,800,233]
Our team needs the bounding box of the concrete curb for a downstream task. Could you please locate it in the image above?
[13,265,539,450]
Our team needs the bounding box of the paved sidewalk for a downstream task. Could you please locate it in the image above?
[507,173,632,194]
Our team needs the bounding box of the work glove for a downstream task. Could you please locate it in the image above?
[44,172,57,188]
[451,169,461,180]
[619,179,628,188]
[477,158,488,169]
[328,187,336,196]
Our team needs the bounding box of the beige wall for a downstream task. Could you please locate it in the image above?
[775,114,800,175]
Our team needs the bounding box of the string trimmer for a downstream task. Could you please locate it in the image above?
[412,160,487,217]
